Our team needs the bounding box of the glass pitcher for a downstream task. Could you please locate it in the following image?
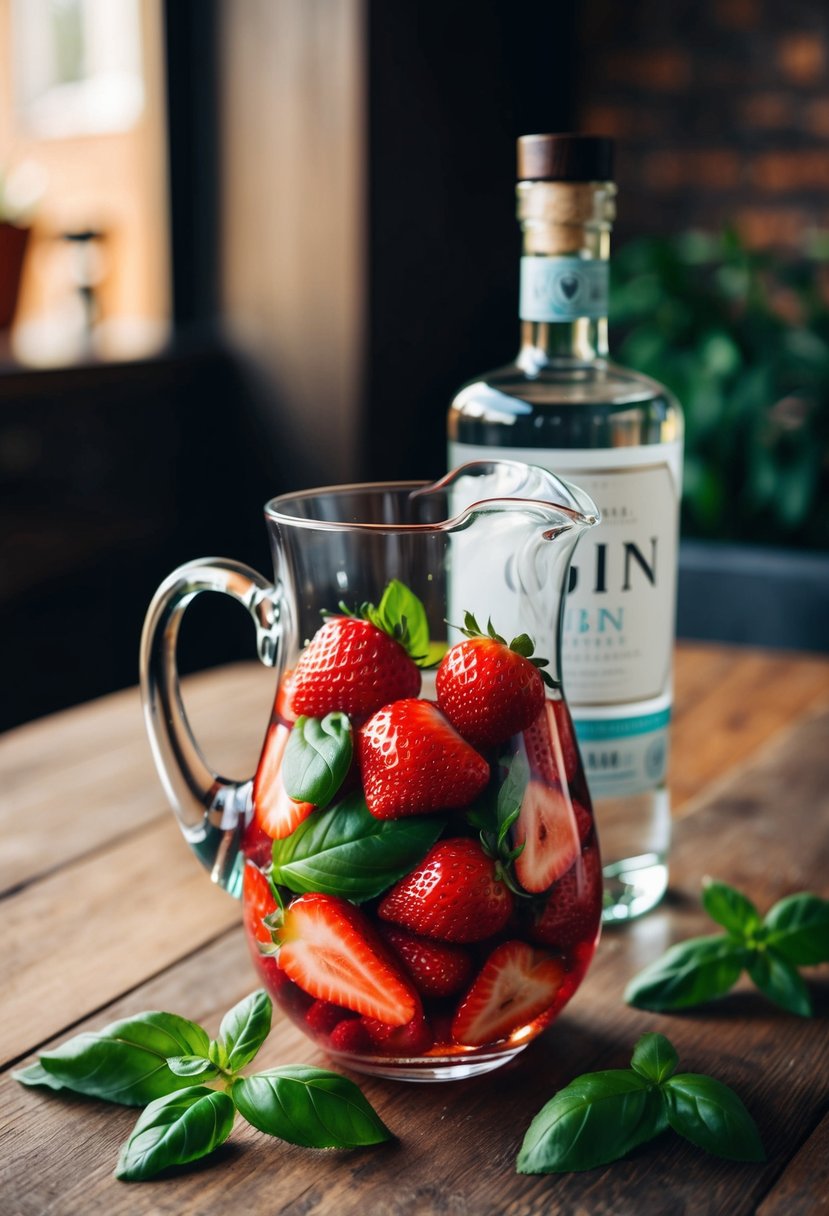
[140,461,601,1081]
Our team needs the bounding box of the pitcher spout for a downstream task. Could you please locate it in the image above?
[414,460,600,535]
[410,461,599,684]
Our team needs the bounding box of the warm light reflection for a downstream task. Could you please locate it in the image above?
[0,0,170,364]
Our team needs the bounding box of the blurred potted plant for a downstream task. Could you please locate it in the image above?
[610,230,829,648]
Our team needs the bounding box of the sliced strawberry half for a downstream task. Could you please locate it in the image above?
[242,864,290,992]
[379,925,474,998]
[242,861,278,945]
[529,843,603,953]
[274,668,298,725]
[359,699,489,819]
[275,893,418,1026]
[513,779,580,894]
[253,723,315,840]
[451,940,565,1047]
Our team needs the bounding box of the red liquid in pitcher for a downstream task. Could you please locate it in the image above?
[241,599,602,1076]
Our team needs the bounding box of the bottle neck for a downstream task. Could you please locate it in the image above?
[515,179,615,370]
[519,315,609,366]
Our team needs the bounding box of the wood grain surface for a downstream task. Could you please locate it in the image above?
[1,646,828,1215]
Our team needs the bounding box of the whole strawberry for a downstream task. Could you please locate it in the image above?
[252,722,315,840]
[359,1010,434,1057]
[292,616,421,718]
[359,699,489,819]
[519,703,593,843]
[522,700,581,788]
[242,861,279,946]
[291,579,434,719]
[378,837,513,943]
[329,1018,373,1054]
[379,925,474,998]
[528,842,603,953]
[436,613,552,749]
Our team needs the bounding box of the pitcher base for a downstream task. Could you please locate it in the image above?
[601,854,668,923]
[328,1044,527,1082]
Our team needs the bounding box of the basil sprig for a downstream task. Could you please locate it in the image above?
[271,790,444,901]
[15,990,391,1182]
[625,880,829,1016]
[517,1032,764,1174]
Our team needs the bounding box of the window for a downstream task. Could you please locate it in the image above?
[0,0,170,364]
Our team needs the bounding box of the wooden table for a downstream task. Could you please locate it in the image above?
[2,643,828,1215]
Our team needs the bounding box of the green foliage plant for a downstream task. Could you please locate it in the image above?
[611,229,829,549]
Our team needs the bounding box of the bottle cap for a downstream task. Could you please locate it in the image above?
[517,134,614,182]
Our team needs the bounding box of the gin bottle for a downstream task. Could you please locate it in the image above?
[447,134,683,921]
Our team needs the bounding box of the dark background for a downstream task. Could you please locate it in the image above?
[1,0,827,732]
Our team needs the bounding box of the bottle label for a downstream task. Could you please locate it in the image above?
[448,440,682,798]
[519,256,609,322]
[572,699,672,799]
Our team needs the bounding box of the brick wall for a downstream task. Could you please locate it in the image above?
[577,0,829,247]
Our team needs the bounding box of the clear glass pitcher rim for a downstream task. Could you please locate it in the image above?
[265,479,425,531]
[264,463,599,533]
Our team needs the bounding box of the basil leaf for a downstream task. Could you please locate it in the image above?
[624,935,747,1011]
[218,989,272,1072]
[466,782,499,836]
[746,948,813,1016]
[496,752,530,849]
[373,579,430,663]
[12,1062,69,1092]
[36,1012,211,1106]
[517,1070,667,1173]
[467,756,527,852]
[702,878,761,937]
[664,1074,765,1162]
[283,714,352,806]
[208,1039,227,1069]
[166,1055,219,1079]
[231,1066,392,1148]
[630,1032,678,1084]
[115,1087,236,1181]
[763,893,829,965]
[421,640,448,668]
[272,791,445,902]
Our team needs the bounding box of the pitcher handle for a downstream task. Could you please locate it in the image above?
[139,558,280,897]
